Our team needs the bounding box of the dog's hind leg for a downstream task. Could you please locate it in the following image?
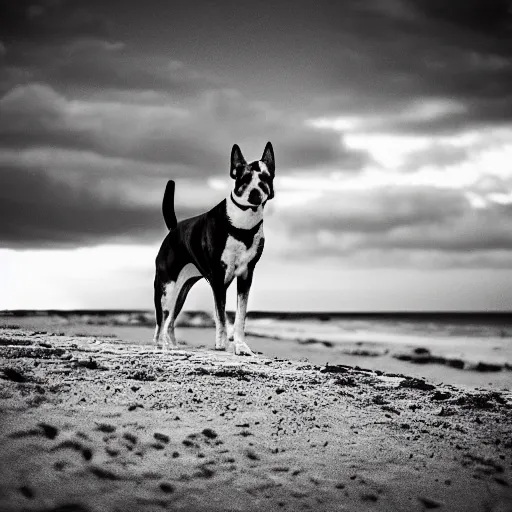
[158,263,203,350]
[153,276,163,345]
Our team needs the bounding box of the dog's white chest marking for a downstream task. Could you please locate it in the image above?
[221,226,263,284]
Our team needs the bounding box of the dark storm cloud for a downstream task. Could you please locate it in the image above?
[281,187,468,236]
[0,163,200,249]
[0,40,221,97]
[412,0,512,33]
[372,204,512,253]
[0,82,367,248]
[310,0,512,134]
[1,0,511,259]
[0,0,108,45]
[275,186,512,268]
[0,83,224,171]
[4,0,512,133]
[0,84,367,173]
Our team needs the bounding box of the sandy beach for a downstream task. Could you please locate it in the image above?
[3,311,512,390]
[1,322,511,512]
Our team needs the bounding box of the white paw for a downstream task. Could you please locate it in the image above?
[158,334,178,350]
[215,334,228,351]
[234,341,254,357]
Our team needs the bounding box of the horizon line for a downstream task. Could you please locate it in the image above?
[2,309,512,316]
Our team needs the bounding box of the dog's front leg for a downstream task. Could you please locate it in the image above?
[212,285,228,350]
[233,272,254,356]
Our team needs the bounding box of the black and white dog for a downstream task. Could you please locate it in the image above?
[154,142,275,356]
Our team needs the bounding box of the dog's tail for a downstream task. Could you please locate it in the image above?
[162,180,178,231]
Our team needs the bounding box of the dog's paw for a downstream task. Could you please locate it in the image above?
[234,342,255,357]
[215,334,228,351]
[156,335,178,351]
[156,344,178,352]
[214,340,227,351]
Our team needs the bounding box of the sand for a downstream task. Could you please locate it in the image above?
[1,326,512,512]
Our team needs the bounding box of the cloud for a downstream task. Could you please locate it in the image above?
[269,183,512,268]
[0,84,369,173]
[0,1,222,96]
[0,0,109,44]
[193,90,369,172]
[0,83,221,171]
[0,78,372,249]
[307,0,512,137]
[0,164,223,251]
[1,0,511,271]
[363,201,512,254]
[278,186,466,235]
[411,0,512,34]
[2,39,221,97]
[0,163,165,249]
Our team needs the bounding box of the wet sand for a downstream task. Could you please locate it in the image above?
[1,325,512,511]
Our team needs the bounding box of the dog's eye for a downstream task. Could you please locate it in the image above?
[240,172,252,184]
[259,181,270,194]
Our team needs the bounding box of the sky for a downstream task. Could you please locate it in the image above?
[1,0,512,311]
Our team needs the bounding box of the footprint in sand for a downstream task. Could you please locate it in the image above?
[159,482,174,493]
[105,447,120,457]
[19,485,35,499]
[153,432,170,443]
[51,439,93,461]
[9,422,59,440]
[95,423,116,433]
[122,432,138,444]
[245,448,260,460]
[89,466,120,481]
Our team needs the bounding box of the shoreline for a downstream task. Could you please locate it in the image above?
[1,326,512,511]
[2,314,511,390]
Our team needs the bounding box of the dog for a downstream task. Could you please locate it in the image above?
[154,142,275,355]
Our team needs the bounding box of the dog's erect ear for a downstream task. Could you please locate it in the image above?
[261,141,275,176]
[230,144,246,179]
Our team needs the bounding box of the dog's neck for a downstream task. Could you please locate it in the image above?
[226,192,264,230]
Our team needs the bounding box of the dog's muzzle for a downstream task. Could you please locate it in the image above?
[248,188,263,205]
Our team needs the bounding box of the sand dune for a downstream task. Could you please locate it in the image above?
[1,326,512,511]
